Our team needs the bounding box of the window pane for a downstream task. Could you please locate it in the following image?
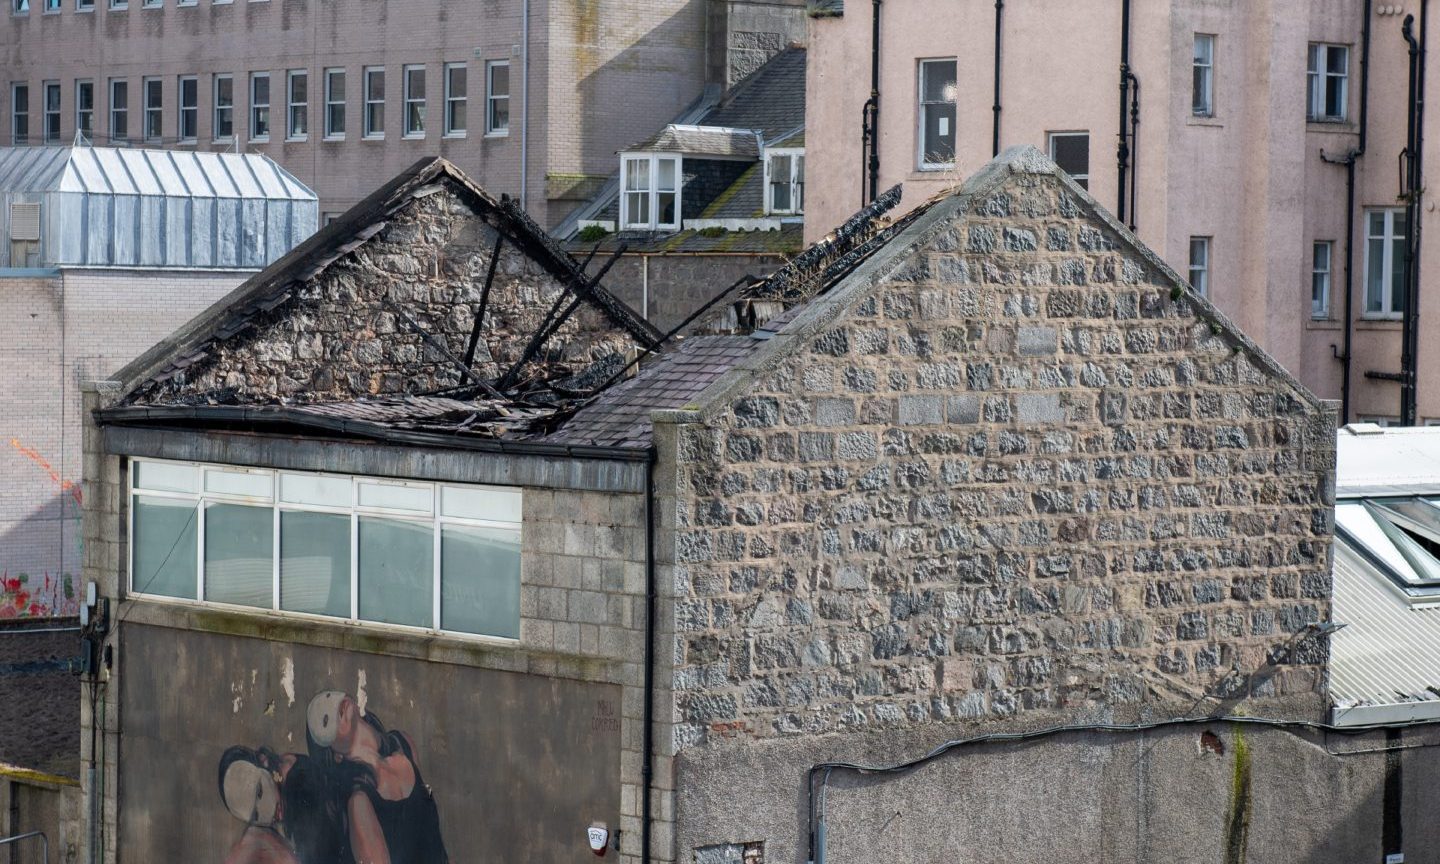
[625,158,649,191]
[1050,135,1088,180]
[1392,234,1407,314]
[280,473,351,507]
[922,60,955,101]
[280,511,350,617]
[448,66,466,98]
[1194,35,1212,65]
[657,158,677,190]
[358,516,432,627]
[441,524,520,638]
[134,461,197,493]
[133,496,199,599]
[657,191,677,226]
[1367,235,1385,312]
[205,467,272,498]
[489,63,508,97]
[441,485,521,522]
[204,503,273,609]
[357,481,432,512]
[448,99,465,132]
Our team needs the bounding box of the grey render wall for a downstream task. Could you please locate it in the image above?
[656,162,1339,860]
[82,393,666,863]
[0,269,247,617]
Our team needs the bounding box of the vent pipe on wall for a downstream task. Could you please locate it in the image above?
[860,0,882,206]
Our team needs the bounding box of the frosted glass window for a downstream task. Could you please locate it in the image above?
[281,511,350,617]
[132,497,198,599]
[441,486,521,522]
[441,525,520,638]
[358,517,432,627]
[281,473,351,507]
[358,482,432,513]
[134,461,197,493]
[204,503,273,608]
[205,468,272,498]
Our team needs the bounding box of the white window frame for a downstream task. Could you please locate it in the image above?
[41,80,60,144]
[142,76,162,142]
[1193,34,1215,117]
[323,68,345,139]
[916,57,957,170]
[1312,240,1333,319]
[142,0,160,8]
[10,83,27,145]
[763,147,805,215]
[1189,236,1210,297]
[126,458,523,642]
[176,0,192,7]
[213,73,234,141]
[363,66,384,139]
[619,152,681,231]
[1046,131,1089,190]
[249,71,270,141]
[1364,208,1407,320]
[76,0,93,10]
[485,60,509,136]
[108,78,128,144]
[177,75,198,142]
[43,0,58,10]
[443,62,466,137]
[11,0,28,15]
[286,69,307,140]
[402,64,425,138]
[1308,43,1349,122]
[75,79,93,139]
[109,0,126,10]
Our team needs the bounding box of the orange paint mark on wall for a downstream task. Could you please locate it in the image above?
[9,439,82,506]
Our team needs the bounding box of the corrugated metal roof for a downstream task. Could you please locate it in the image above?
[1336,423,1440,496]
[1330,544,1440,724]
[0,146,314,200]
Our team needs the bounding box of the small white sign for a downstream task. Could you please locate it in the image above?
[587,825,609,856]
[939,117,950,137]
[1386,853,1405,864]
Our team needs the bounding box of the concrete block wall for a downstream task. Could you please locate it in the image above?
[602,253,788,333]
[663,168,1337,752]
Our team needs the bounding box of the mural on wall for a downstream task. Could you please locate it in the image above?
[121,625,621,863]
[217,691,448,864]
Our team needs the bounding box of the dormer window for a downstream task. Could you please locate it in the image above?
[621,154,680,230]
[765,149,804,215]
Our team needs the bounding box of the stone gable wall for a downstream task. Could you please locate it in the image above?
[666,172,1337,747]
[137,183,638,404]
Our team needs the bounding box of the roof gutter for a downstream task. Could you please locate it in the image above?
[93,405,654,462]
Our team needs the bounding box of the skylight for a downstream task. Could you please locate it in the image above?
[1335,497,1440,593]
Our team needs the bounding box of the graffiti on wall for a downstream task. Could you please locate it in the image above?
[218,690,448,864]
[4,439,82,618]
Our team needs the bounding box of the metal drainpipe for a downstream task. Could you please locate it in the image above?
[1326,0,1371,425]
[520,0,530,212]
[860,0,882,205]
[991,0,1003,157]
[1117,0,1132,226]
[641,450,657,864]
[1402,6,1427,425]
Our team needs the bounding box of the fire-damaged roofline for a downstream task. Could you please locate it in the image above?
[108,156,661,405]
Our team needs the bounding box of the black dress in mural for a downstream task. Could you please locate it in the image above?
[218,689,448,864]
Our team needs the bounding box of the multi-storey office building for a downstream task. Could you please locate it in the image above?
[805,0,1436,424]
[1,0,805,225]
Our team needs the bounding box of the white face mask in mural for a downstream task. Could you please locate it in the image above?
[307,690,347,748]
[221,758,280,827]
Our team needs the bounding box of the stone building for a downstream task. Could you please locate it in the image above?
[805,0,1440,427]
[77,149,1440,864]
[1,0,807,225]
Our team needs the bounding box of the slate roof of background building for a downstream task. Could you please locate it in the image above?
[626,126,762,159]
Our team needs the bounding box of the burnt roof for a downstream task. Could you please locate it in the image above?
[113,156,661,402]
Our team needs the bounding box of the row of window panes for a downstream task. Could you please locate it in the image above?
[1193,35,1349,122]
[128,460,522,640]
[620,147,807,230]
[14,0,281,13]
[7,63,507,146]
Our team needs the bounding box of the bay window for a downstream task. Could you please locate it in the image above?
[128,459,523,640]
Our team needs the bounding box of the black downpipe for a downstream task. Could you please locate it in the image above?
[1402,7,1427,426]
[1323,0,1371,425]
[1117,0,1132,226]
[991,0,1003,156]
[860,0,883,205]
[641,451,657,864]
[1128,72,1140,230]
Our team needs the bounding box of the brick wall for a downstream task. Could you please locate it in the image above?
[662,161,1337,750]
[0,270,244,617]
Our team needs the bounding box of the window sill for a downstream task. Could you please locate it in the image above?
[442,132,466,139]
[484,130,510,138]
[1358,317,1403,329]
[322,135,345,142]
[250,137,270,144]
[1187,115,1223,128]
[1308,119,1357,133]
[402,133,425,140]
[362,134,385,141]
[284,135,307,143]
[915,163,955,174]
[1306,317,1341,330]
